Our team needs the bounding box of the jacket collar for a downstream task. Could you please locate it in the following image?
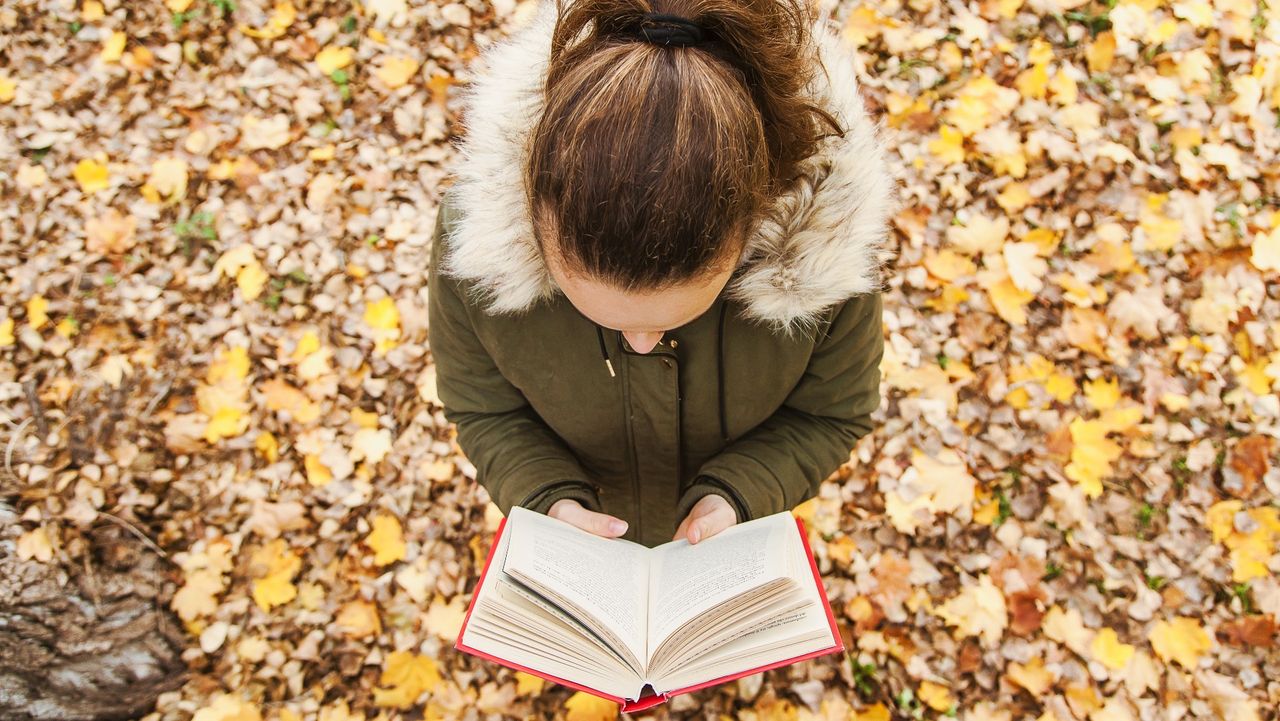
[441,0,899,335]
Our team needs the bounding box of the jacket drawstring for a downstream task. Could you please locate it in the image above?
[596,325,616,378]
[596,307,724,442]
[717,300,728,444]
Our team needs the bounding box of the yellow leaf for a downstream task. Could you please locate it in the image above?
[884,448,976,534]
[1138,193,1183,252]
[1084,377,1120,411]
[423,594,468,640]
[374,651,441,709]
[996,181,1032,213]
[1015,62,1049,100]
[305,454,332,487]
[239,1,296,39]
[947,214,1009,255]
[16,527,55,563]
[1007,657,1054,696]
[923,249,976,281]
[55,317,77,338]
[984,275,1035,326]
[101,31,127,63]
[316,46,354,75]
[365,513,407,566]
[351,407,379,428]
[1090,628,1135,671]
[0,318,14,346]
[945,76,1021,136]
[148,156,188,201]
[192,693,263,721]
[514,671,545,696]
[1149,617,1212,670]
[564,692,618,721]
[256,430,279,462]
[74,158,111,194]
[250,539,301,611]
[261,378,321,424]
[364,297,400,330]
[1252,226,1280,272]
[237,261,269,301]
[1044,605,1093,657]
[1086,31,1116,73]
[334,600,382,638]
[1004,241,1048,293]
[207,345,251,385]
[0,73,16,103]
[26,294,49,330]
[1065,417,1122,498]
[854,704,891,721]
[213,244,256,282]
[351,427,393,465]
[918,681,953,712]
[934,574,1007,647]
[376,55,420,89]
[1048,69,1078,104]
[928,125,965,164]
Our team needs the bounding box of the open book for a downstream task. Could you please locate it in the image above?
[455,505,843,711]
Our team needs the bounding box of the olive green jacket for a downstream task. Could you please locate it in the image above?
[427,4,897,546]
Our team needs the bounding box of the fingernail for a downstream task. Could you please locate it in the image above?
[689,526,700,544]
[609,519,627,535]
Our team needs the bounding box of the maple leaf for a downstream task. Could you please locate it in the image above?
[934,574,1007,647]
[365,513,407,566]
[1090,627,1135,671]
[74,158,110,194]
[1149,616,1213,669]
[1006,657,1054,695]
[373,651,441,708]
[885,448,976,534]
[250,539,301,612]
[376,55,420,89]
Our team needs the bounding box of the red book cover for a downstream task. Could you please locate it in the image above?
[454,514,844,711]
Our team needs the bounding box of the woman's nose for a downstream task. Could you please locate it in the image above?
[623,331,664,354]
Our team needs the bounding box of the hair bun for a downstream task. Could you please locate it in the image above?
[628,12,706,47]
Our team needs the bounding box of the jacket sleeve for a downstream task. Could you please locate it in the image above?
[676,290,884,524]
[427,198,604,516]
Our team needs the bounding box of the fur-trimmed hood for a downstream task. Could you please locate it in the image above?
[441,0,899,334]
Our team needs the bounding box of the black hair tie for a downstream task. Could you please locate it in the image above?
[634,12,705,47]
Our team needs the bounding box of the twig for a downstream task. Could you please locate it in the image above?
[142,376,173,417]
[96,510,170,561]
[3,417,33,485]
[24,379,49,439]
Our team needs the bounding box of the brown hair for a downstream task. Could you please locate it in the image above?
[526,0,844,292]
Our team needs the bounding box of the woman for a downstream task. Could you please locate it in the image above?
[428,0,897,548]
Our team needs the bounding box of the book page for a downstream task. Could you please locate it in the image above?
[501,506,650,668]
[458,516,647,701]
[645,511,794,653]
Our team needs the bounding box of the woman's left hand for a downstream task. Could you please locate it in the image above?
[672,494,737,544]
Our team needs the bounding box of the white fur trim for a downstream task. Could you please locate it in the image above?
[442,0,900,333]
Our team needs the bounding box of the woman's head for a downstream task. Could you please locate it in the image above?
[527,0,843,351]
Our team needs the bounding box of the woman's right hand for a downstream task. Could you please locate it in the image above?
[547,499,629,538]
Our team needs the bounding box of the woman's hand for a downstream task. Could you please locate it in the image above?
[547,499,629,538]
[672,494,737,544]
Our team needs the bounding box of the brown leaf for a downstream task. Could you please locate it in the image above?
[1008,590,1047,636]
[1217,615,1277,648]
[1222,435,1273,499]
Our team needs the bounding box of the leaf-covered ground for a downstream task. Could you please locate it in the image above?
[2,0,1279,719]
